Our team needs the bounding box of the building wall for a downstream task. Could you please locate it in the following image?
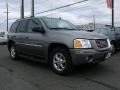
[76,23,111,31]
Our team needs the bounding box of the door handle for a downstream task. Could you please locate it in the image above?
[12,36,16,38]
[25,37,29,39]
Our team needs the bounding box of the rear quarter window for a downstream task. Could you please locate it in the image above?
[10,21,19,33]
[17,20,29,33]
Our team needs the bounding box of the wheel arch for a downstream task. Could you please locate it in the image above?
[8,40,15,51]
[111,40,116,46]
[48,43,71,60]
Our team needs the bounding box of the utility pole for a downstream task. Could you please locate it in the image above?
[31,0,34,17]
[6,3,8,31]
[93,15,96,31]
[112,0,114,28]
[20,0,24,19]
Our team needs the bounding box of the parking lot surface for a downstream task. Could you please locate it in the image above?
[0,45,120,90]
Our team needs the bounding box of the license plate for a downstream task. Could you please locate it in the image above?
[105,52,111,59]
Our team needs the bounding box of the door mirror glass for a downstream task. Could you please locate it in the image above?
[110,29,115,31]
[32,26,44,33]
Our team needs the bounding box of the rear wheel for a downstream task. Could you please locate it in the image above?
[10,44,19,60]
[50,47,73,75]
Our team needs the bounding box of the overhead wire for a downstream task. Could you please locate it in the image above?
[0,20,7,26]
[43,0,106,17]
[7,0,106,19]
[35,0,90,15]
[2,0,110,22]
[6,0,93,21]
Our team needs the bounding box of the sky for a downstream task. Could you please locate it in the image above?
[0,0,120,31]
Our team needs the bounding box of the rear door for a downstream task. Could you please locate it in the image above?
[15,19,29,54]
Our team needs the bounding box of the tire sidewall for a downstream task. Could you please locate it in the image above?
[50,47,72,75]
[10,44,18,60]
[111,44,115,54]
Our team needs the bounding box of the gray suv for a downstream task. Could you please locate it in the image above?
[8,17,112,75]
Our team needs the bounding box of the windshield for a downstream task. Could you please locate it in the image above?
[42,18,77,30]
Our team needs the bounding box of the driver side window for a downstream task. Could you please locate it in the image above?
[28,18,43,32]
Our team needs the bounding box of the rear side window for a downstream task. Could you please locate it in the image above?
[17,20,29,33]
[10,21,19,33]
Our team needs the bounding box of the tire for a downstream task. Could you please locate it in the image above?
[10,44,19,60]
[111,44,116,54]
[50,47,73,75]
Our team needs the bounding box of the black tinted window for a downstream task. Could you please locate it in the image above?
[28,18,42,32]
[17,20,29,32]
[10,21,19,32]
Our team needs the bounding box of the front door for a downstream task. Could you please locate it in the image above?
[25,18,46,58]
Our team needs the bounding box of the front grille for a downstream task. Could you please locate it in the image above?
[95,39,108,48]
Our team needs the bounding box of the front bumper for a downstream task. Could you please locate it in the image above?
[70,48,112,65]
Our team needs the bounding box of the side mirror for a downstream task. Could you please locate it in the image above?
[32,26,45,33]
[110,29,115,31]
[110,27,115,31]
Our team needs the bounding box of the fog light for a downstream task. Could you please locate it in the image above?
[86,55,93,62]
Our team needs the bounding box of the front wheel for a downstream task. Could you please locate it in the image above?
[50,47,73,75]
[111,44,116,54]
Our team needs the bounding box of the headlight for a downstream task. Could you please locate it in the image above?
[107,39,111,47]
[74,39,91,48]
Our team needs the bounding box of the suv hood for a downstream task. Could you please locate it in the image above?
[52,30,108,39]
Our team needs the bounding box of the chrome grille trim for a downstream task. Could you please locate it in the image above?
[95,39,108,49]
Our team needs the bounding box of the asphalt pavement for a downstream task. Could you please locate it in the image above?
[0,45,120,90]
